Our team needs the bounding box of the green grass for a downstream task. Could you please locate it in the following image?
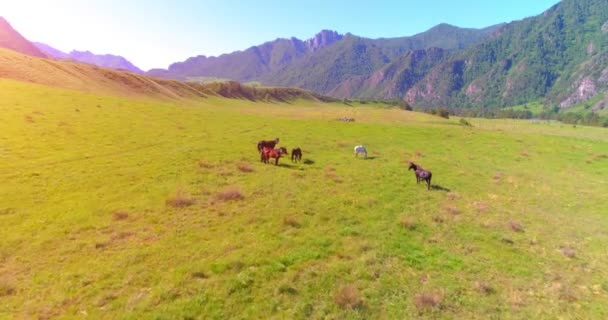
[1,78,608,319]
[504,101,545,115]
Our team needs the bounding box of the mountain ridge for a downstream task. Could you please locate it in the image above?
[34,42,144,74]
[147,23,502,86]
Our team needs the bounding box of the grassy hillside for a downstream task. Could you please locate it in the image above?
[1,78,607,319]
[0,48,329,104]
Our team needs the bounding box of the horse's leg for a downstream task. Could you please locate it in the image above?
[427,177,431,190]
[275,157,279,166]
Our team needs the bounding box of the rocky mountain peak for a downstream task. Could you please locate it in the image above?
[305,30,343,52]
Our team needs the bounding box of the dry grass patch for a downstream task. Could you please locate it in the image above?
[474,281,496,295]
[400,217,417,230]
[473,201,489,213]
[444,206,461,215]
[283,216,301,228]
[446,192,459,200]
[216,188,245,202]
[334,284,364,309]
[509,221,524,233]
[493,172,504,182]
[0,279,16,297]
[508,289,526,307]
[112,210,129,221]
[197,160,214,169]
[191,271,209,279]
[414,291,443,310]
[237,162,254,173]
[560,246,576,258]
[166,189,196,208]
[432,216,445,224]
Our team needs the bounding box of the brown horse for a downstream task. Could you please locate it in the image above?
[262,147,288,165]
[408,162,432,190]
[257,138,279,153]
[291,148,302,163]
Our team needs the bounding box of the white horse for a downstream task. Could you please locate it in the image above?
[354,145,367,158]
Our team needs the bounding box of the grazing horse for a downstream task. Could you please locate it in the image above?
[262,147,288,165]
[354,145,367,158]
[257,138,279,153]
[291,147,302,163]
[408,162,432,190]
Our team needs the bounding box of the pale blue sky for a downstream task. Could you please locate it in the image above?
[0,0,561,70]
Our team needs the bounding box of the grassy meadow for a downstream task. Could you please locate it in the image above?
[1,78,608,319]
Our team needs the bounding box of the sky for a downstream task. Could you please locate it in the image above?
[0,0,561,71]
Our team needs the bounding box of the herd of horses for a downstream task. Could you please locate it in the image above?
[257,138,302,165]
[257,138,433,190]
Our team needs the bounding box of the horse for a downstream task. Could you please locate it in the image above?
[257,138,279,153]
[291,148,302,163]
[354,145,367,158]
[262,147,288,165]
[408,162,432,190]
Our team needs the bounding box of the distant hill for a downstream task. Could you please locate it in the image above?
[0,47,328,103]
[147,24,502,90]
[0,16,47,58]
[34,42,144,74]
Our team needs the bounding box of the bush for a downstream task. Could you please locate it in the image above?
[399,101,413,111]
[459,118,472,127]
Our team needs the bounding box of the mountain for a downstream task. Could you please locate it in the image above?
[34,42,143,74]
[404,0,608,110]
[147,30,343,81]
[33,42,68,59]
[0,17,47,58]
[147,24,501,89]
[328,47,449,98]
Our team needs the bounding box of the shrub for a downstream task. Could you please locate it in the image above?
[436,108,450,119]
[459,118,472,127]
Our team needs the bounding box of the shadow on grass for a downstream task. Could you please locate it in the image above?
[277,163,298,169]
[362,156,377,160]
[431,185,451,192]
[303,159,315,165]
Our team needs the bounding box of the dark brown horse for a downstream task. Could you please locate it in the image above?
[257,138,279,153]
[291,147,302,163]
[262,147,288,165]
[408,162,432,190]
